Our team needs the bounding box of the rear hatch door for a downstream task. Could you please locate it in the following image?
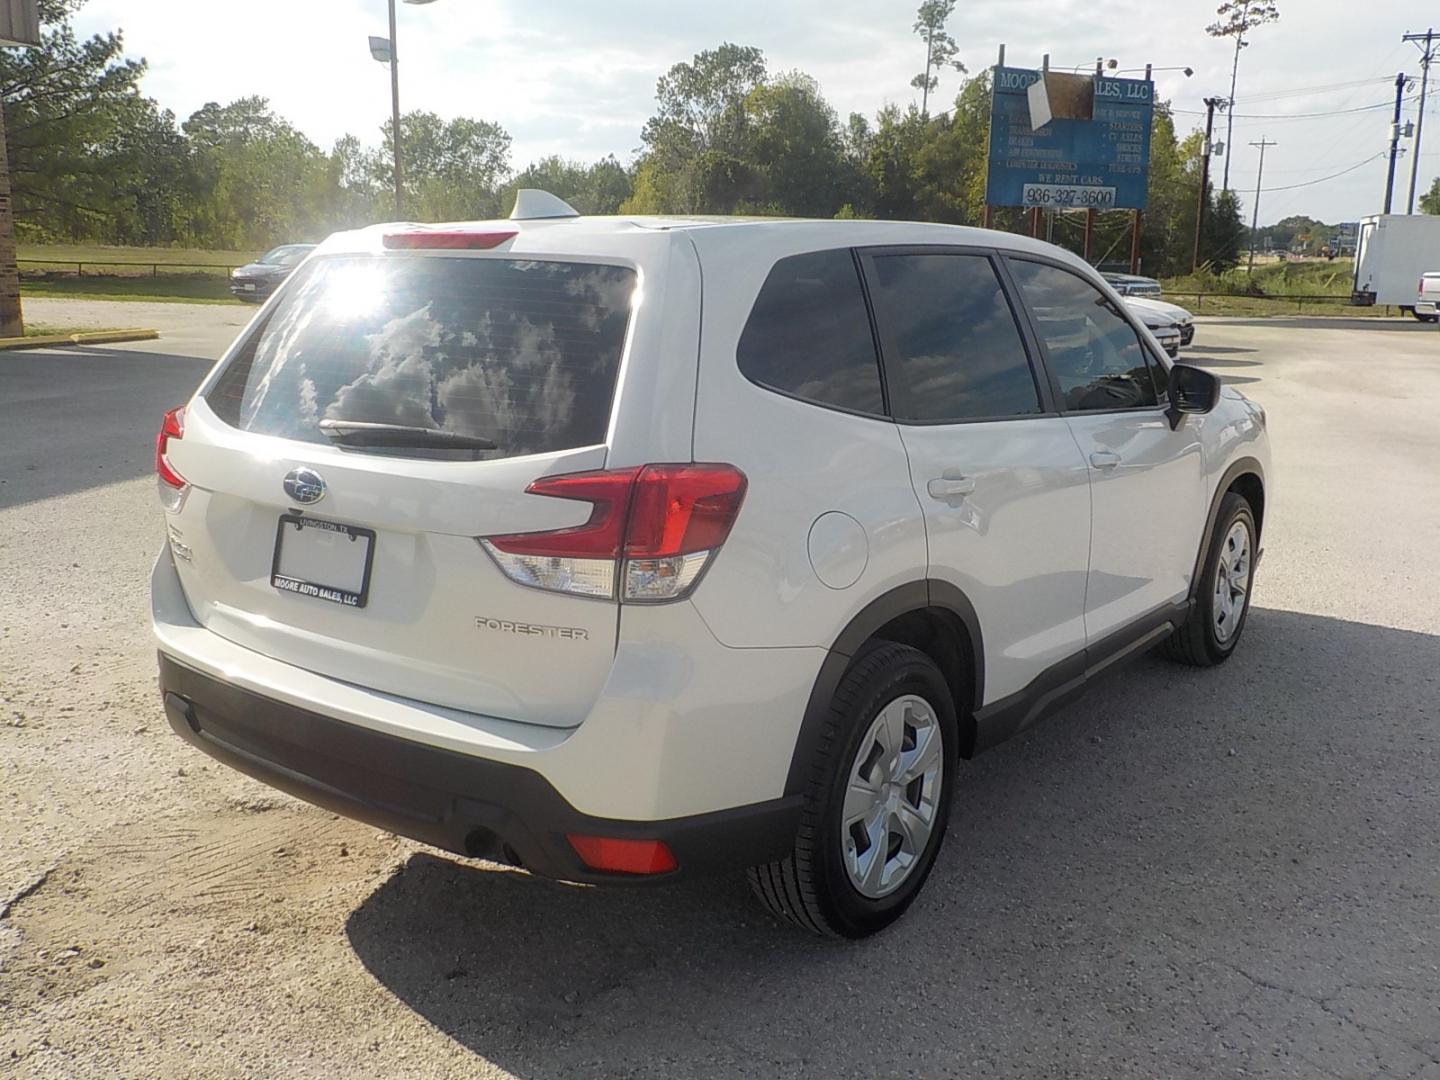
[166,245,644,727]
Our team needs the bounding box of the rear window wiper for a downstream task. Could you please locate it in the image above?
[318,419,497,451]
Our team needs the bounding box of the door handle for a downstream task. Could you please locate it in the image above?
[927,473,976,500]
[1089,451,1122,470]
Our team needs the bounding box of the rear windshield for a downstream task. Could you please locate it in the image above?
[207,255,636,460]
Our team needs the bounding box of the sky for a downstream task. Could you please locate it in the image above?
[73,0,1440,227]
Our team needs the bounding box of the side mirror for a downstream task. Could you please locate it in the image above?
[1165,364,1222,430]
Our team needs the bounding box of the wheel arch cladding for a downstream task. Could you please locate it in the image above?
[1228,471,1265,539]
[784,580,986,796]
[1191,457,1265,601]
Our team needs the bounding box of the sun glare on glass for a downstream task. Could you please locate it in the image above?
[324,263,389,319]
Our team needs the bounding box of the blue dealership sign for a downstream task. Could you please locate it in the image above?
[986,66,1154,210]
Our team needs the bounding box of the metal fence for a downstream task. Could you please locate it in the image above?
[18,259,237,278]
[1163,291,1366,315]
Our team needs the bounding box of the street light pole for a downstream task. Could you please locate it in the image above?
[388,0,402,219]
[1222,35,1247,191]
[370,0,439,220]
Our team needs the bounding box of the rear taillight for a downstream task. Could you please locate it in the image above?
[155,405,188,512]
[480,464,747,603]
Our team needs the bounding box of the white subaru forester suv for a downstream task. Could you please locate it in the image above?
[152,192,1270,938]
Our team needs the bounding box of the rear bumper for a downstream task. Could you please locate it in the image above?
[160,652,801,882]
[228,280,276,299]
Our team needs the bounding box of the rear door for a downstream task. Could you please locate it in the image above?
[861,247,1091,703]
[165,245,681,728]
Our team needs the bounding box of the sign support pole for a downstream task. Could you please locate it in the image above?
[983,205,994,229]
[1129,210,1143,274]
[1029,207,1043,238]
[1083,209,1095,262]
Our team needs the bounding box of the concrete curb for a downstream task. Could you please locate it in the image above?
[0,328,160,351]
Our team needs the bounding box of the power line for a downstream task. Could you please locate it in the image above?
[1173,87,1437,121]
[1258,154,1385,193]
[1235,76,1393,104]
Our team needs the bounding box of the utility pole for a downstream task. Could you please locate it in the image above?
[1193,97,1220,272]
[1247,137,1276,274]
[1404,29,1438,214]
[1385,71,1409,214]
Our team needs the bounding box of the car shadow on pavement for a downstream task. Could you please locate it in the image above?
[0,345,210,509]
[344,607,1440,1080]
[1185,355,1262,368]
[1186,345,1257,356]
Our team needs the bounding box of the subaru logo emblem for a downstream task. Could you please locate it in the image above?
[283,467,326,505]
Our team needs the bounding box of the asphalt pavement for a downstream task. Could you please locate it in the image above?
[1,310,1438,1079]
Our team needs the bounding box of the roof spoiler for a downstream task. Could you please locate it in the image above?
[510,189,581,221]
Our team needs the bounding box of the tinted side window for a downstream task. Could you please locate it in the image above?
[866,253,1041,422]
[737,250,884,415]
[1008,260,1159,412]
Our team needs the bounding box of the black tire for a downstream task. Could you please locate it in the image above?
[1161,492,1257,667]
[747,643,958,938]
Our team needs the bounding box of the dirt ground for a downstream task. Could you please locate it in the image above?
[3,314,1440,1079]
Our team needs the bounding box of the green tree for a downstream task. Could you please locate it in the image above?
[375,110,512,221]
[1207,1,1281,190]
[182,97,335,247]
[628,43,768,213]
[1136,106,1200,277]
[911,1,965,118]
[743,73,847,216]
[1419,177,1440,215]
[504,155,632,215]
[1202,188,1248,271]
[1,0,151,241]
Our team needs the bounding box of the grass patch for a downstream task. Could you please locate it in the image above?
[1161,259,1383,317]
[1165,259,1356,298]
[20,274,242,304]
[17,242,263,304]
[18,243,255,273]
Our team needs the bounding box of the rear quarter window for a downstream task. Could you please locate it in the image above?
[736,249,885,415]
[207,255,636,460]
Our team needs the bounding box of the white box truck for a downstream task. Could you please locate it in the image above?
[1351,214,1440,321]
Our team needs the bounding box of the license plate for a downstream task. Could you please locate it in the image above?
[242,283,257,291]
[271,514,375,608]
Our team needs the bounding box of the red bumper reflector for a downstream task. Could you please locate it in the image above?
[566,835,678,875]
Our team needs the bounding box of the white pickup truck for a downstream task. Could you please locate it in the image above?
[1417,272,1440,322]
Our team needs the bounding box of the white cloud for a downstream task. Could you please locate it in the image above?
[73,0,1436,224]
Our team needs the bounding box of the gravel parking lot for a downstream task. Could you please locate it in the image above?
[2,309,1438,1079]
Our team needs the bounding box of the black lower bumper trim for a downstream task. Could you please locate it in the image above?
[158,654,801,883]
